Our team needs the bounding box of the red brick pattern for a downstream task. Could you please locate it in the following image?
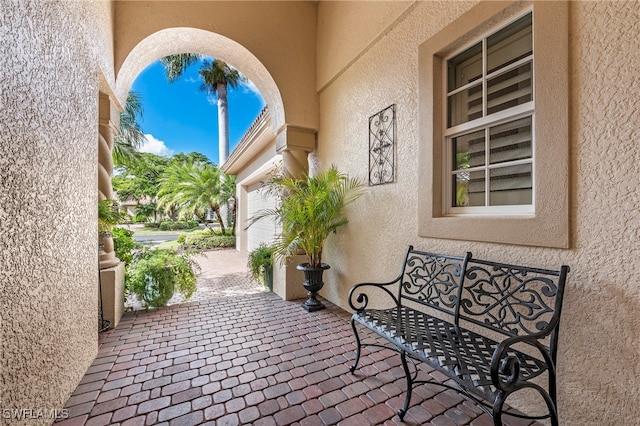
[58,250,541,426]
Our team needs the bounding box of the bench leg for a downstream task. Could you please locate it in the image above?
[492,393,506,426]
[536,386,560,426]
[493,389,559,426]
[397,350,413,421]
[349,319,362,373]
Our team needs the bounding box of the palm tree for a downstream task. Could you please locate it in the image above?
[160,54,246,164]
[113,91,145,167]
[157,160,227,234]
[199,59,245,164]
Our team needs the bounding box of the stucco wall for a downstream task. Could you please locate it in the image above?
[316,1,640,425]
[0,1,114,423]
[316,1,415,91]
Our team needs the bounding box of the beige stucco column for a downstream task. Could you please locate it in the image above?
[98,92,125,329]
[276,125,316,178]
[273,125,317,301]
[98,92,120,269]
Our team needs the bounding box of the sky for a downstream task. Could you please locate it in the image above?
[131,58,266,165]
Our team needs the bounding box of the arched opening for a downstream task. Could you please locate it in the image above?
[112,27,312,304]
[115,27,286,135]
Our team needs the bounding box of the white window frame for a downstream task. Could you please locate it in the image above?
[444,11,535,216]
[417,1,569,248]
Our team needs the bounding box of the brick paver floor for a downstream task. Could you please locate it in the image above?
[60,249,540,426]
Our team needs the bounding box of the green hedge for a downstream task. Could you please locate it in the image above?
[159,220,199,231]
[180,233,236,249]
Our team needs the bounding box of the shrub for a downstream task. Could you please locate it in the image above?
[159,220,200,231]
[126,249,199,308]
[111,227,137,265]
[209,227,235,237]
[247,243,274,289]
[144,222,160,229]
[180,232,236,250]
[159,221,175,231]
[133,214,148,223]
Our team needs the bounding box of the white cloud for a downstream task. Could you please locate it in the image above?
[138,134,174,157]
[206,95,218,106]
[241,79,265,105]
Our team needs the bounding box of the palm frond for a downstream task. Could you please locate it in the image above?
[160,53,202,82]
[113,91,145,167]
[199,59,247,96]
[248,166,365,267]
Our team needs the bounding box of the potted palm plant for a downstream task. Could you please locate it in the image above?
[250,166,364,311]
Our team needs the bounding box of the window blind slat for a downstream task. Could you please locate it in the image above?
[490,147,531,164]
[487,69,531,95]
[488,87,531,110]
[490,176,531,191]
[490,131,531,150]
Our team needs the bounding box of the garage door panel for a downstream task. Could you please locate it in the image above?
[247,186,278,252]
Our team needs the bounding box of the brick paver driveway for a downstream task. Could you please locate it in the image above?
[59,249,535,426]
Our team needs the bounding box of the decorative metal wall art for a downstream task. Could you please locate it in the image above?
[369,104,396,185]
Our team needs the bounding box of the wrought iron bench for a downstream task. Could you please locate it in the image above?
[348,246,569,426]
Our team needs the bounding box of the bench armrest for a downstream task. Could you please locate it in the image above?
[348,276,402,312]
[490,332,556,392]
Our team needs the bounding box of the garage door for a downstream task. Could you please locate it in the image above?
[246,183,278,252]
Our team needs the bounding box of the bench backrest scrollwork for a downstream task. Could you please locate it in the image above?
[398,246,470,317]
[396,246,569,359]
[457,258,570,354]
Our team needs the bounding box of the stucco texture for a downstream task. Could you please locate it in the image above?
[316,1,640,425]
[0,1,113,423]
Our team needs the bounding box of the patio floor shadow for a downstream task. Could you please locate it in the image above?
[59,249,540,426]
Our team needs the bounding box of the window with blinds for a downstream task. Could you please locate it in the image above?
[444,12,533,213]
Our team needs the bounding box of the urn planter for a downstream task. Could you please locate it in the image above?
[297,263,330,312]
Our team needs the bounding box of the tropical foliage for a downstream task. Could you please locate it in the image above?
[157,160,229,233]
[113,91,145,168]
[247,243,274,287]
[112,152,170,205]
[198,58,244,98]
[160,53,200,83]
[134,202,158,222]
[98,199,124,234]
[111,227,137,265]
[250,167,365,268]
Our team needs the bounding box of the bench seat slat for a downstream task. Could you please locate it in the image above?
[353,305,548,401]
